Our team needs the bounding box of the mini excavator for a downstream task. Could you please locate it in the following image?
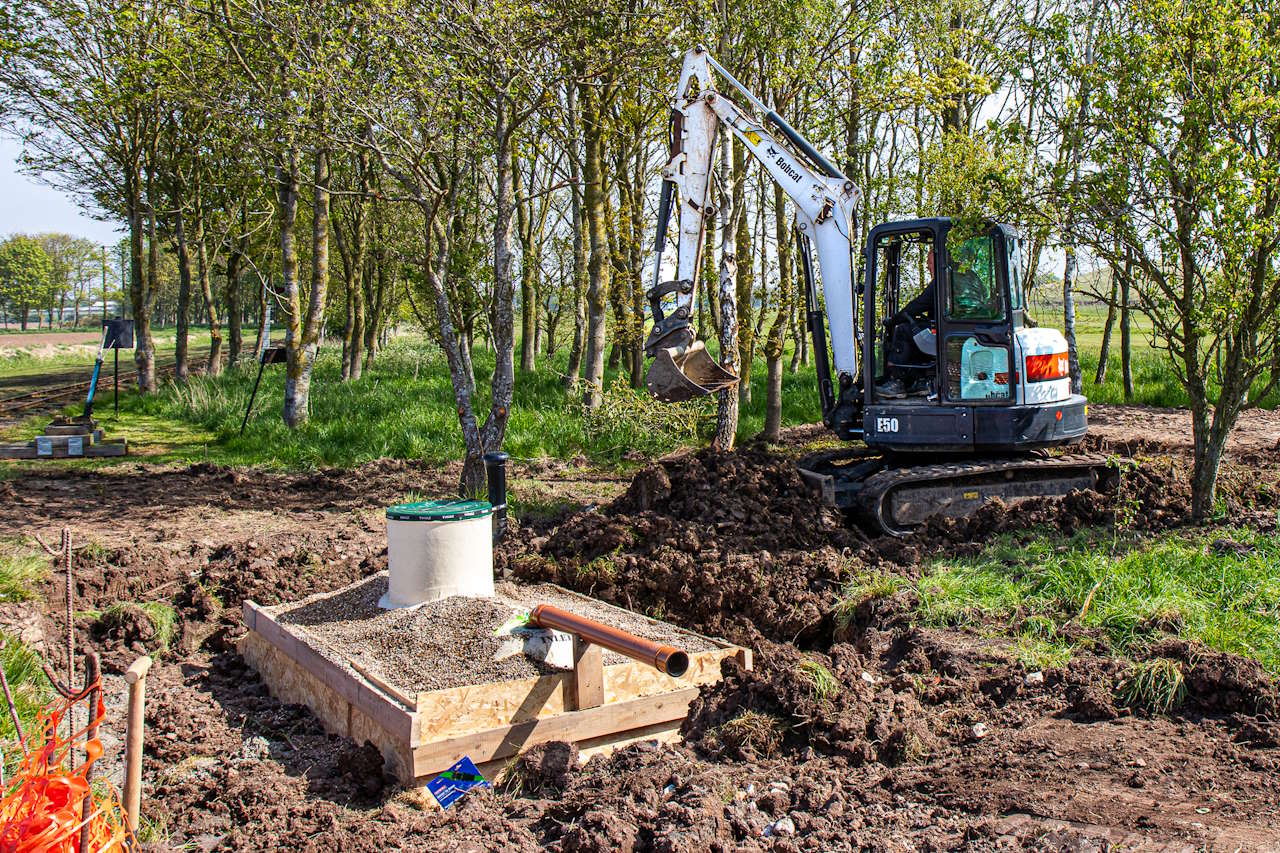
[644,47,1105,535]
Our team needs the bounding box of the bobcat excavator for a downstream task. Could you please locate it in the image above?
[644,47,1106,535]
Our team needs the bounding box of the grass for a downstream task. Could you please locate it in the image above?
[2,309,1269,473]
[3,331,827,470]
[906,527,1280,675]
[1118,658,1188,713]
[796,658,840,704]
[0,540,48,603]
[711,710,786,758]
[0,634,52,759]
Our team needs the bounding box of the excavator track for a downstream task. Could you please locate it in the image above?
[798,451,1113,536]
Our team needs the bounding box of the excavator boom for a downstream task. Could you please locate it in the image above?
[643,47,859,402]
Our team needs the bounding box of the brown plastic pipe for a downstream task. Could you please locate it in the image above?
[529,603,690,678]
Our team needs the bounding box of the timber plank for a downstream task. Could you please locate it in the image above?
[411,687,701,777]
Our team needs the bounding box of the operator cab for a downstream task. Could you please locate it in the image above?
[836,217,1086,452]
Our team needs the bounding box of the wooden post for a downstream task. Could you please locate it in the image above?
[570,638,604,711]
[122,656,153,835]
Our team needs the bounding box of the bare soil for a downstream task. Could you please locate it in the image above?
[0,330,102,349]
[0,406,1278,851]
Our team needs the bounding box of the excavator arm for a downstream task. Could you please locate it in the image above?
[644,46,862,404]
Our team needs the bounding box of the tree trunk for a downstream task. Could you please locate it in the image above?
[364,242,387,371]
[1120,254,1134,400]
[253,272,270,356]
[174,208,192,384]
[563,79,586,391]
[628,148,646,390]
[1095,272,1118,385]
[1062,246,1082,394]
[514,146,537,372]
[195,194,221,376]
[713,125,739,451]
[226,204,245,366]
[340,277,354,379]
[762,182,792,442]
[278,147,304,425]
[132,164,156,392]
[459,102,518,496]
[580,80,609,410]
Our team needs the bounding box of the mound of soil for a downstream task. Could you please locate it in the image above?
[505,448,866,648]
[1146,638,1280,718]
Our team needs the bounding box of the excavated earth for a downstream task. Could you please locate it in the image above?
[0,404,1278,851]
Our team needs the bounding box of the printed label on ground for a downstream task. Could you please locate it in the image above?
[427,756,489,808]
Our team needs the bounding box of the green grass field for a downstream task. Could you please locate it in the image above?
[10,334,824,469]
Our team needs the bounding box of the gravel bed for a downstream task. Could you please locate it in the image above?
[274,574,718,694]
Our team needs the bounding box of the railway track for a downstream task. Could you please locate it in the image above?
[0,351,209,419]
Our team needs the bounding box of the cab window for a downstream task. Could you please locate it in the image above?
[947,235,1003,322]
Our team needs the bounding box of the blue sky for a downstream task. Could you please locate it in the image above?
[0,134,123,246]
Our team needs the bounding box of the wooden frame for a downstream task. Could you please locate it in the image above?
[239,577,750,785]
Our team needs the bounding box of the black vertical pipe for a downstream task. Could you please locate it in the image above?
[113,347,119,417]
[241,358,267,435]
[483,451,509,543]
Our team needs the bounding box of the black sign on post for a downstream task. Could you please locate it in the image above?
[102,319,134,416]
[103,318,135,350]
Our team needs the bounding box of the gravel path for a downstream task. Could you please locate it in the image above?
[275,575,717,694]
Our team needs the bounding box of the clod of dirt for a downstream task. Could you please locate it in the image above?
[560,810,639,853]
[93,603,155,650]
[337,740,387,799]
[1061,657,1124,721]
[509,741,578,796]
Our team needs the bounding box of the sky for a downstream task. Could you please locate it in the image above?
[0,134,124,247]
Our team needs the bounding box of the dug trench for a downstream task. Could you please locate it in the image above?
[0,412,1276,850]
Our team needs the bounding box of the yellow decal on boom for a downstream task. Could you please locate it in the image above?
[963,491,980,500]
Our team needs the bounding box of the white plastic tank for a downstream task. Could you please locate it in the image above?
[379,499,495,609]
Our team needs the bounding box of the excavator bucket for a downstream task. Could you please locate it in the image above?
[646,341,738,403]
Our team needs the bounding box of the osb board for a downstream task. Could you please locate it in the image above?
[415,645,739,743]
[239,630,413,780]
[410,687,703,779]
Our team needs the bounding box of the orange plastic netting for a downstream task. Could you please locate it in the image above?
[0,683,131,853]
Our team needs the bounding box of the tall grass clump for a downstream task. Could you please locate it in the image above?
[0,541,47,603]
[0,634,52,759]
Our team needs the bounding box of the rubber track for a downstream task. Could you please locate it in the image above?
[856,453,1112,536]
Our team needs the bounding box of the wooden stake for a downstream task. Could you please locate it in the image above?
[122,655,152,835]
[570,637,604,711]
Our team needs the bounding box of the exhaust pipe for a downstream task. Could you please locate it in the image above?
[528,603,690,678]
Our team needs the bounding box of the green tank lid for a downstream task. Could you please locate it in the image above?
[386,499,494,522]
